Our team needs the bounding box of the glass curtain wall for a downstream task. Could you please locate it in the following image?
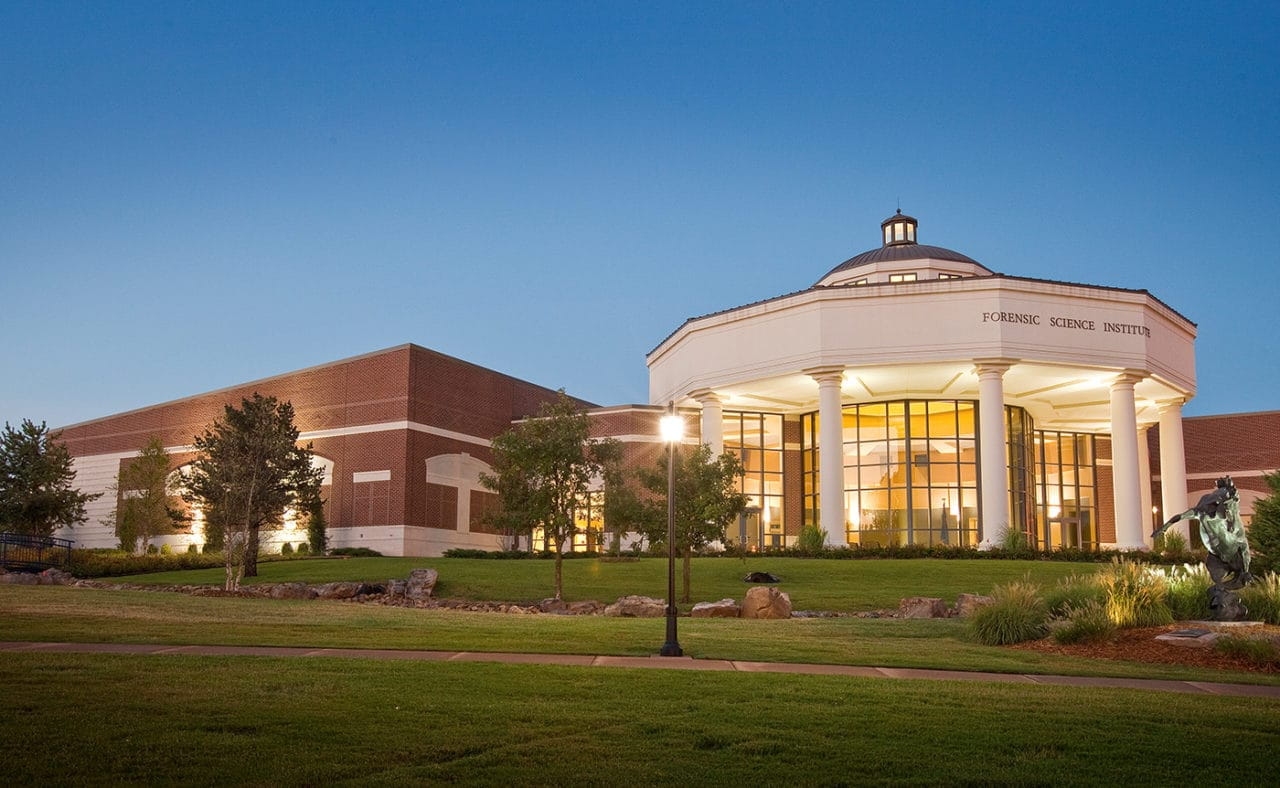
[722,411,785,550]
[803,401,980,546]
[1032,432,1098,550]
[532,490,605,552]
[1006,407,1036,545]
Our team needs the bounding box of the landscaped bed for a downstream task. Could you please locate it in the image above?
[1014,624,1280,674]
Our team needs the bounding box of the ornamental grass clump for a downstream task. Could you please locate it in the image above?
[1042,573,1104,617]
[968,581,1048,646]
[1098,558,1172,628]
[1213,634,1280,668]
[1164,563,1213,621]
[1240,572,1280,625]
[1051,600,1116,645]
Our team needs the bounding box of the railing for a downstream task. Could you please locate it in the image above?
[0,532,73,572]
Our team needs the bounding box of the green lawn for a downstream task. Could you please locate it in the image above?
[110,556,1095,611]
[2,652,1276,785]
[5,586,1278,686]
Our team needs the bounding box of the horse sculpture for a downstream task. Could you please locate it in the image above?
[1151,476,1254,620]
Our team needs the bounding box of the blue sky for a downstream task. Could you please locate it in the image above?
[2,1,1278,428]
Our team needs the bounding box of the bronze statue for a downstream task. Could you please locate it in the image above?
[1152,476,1254,620]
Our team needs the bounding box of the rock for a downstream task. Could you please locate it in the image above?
[539,597,568,613]
[898,597,947,619]
[1155,631,1225,649]
[691,598,741,618]
[38,568,74,585]
[0,572,38,585]
[604,595,666,617]
[269,582,316,600]
[406,568,439,600]
[385,579,408,598]
[357,582,385,596]
[953,593,993,617]
[743,571,781,584]
[741,587,792,619]
[315,581,363,600]
[567,600,603,615]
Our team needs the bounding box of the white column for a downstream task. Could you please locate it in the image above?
[808,367,847,547]
[1158,398,1191,543]
[690,390,724,456]
[975,360,1014,550]
[1136,426,1153,548]
[1109,371,1147,550]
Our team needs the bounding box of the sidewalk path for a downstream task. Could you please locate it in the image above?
[2,640,1277,698]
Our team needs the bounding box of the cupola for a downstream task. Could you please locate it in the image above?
[881,210,918,246]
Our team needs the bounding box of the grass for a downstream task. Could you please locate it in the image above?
[109,556,1094,612]
[1,652,1277,785]
[5,586,1279,686]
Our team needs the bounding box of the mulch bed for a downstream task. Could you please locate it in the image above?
[1011,624,1280,674]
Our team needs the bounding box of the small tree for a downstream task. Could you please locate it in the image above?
[0,420,100,537]
[182,394,323,590]
[1249,470,1280,573]
[601,467,652,555]
[108,436,181,555]
[638,444,749,602]
[480,392,618,600]
[305,498,328,556]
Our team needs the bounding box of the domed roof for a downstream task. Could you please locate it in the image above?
[816,210,986,283]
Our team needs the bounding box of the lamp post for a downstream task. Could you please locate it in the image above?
[659,401,684,657]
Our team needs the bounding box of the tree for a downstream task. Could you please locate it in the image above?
[638,444,749,602]
[305,497,328,555]
[182,394,323,590]
[1249,470,1280,574]
[0,419,100,537]
[109,436,181,554]
[480,392,618,600]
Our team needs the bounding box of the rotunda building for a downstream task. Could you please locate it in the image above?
[647,212,1197,551]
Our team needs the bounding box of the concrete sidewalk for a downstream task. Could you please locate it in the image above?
[2,640,1277,698]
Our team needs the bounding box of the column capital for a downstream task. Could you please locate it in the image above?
[688,389,723,406]
[1111,369,1148,389]
[972,357,1017,378]
[1157,397,1186,415]
[804,366,846,386]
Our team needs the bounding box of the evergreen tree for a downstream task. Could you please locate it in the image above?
[0,420,100,537]
[638,444,749,602]
[305,498,328,555]
[182,394,323,590]
[1249,470,1280,574]
[109,436,181,554]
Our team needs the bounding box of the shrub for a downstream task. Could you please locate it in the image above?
[1158,531,1188,557]
[1165,564,1213,621]
[186,544,199,554]
[999,525,1030,553]
[1042,573,1104,617]
[281,542,294,555]
[968,581,1048,645]
[796,524,826,553]
[159,544,172,555]
[146,544,159,555]
[296,541,310,556]
[1097,559,1172,628]
[1052,600,1116,645]
[1214,635,1280,668]
[1240,572,1280,625]
[329,547,383,558]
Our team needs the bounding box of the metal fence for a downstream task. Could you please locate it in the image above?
[0,532,73,572]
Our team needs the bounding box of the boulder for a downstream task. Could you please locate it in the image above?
[567,600,603,615]
[898,597,948,619]
[539,597,568,613]
[691,598,741,618]
[741,587,792,619]
[385,579,408,598]
[269,582,316,600]
[0,572,38,585]
[952,593,993,617]
[315,581,363,600]
[743,571,781,584]
[406,568,439,600]
[38,568,74,585]
[604,595,666,617]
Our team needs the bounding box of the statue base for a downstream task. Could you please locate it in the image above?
[1208,586,1248,622]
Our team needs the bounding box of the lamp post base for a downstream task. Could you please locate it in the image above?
[659,641,683,657]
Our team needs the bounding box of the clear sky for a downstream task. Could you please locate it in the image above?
[2,1,1278,429]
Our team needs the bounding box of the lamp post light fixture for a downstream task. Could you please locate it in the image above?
[659,402,684,657]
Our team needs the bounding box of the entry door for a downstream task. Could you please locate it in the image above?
[739,509,762,551]
[1047,517,1081,549]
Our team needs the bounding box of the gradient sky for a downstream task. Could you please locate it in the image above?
[3,1,1278,430]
